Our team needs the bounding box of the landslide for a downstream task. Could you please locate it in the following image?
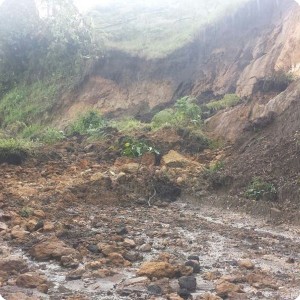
[56,0,300,124]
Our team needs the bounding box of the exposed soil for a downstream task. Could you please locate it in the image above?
[0,138,299,300]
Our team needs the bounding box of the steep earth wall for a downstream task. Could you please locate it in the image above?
[57,0,300,125]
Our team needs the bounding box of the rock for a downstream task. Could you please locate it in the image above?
[30,236,77,261]
[11,227,29,239]
[116,226,128,235]
[178,276,197,292]
[185,260,201,273]
[137,261,176,279]
[147,284,163,295]
[195,293,222,300]
[178,288,191,299]
[98,243,123,256]
[124,250,142,262]
[187,255,200,262]
[90,269,112,278]
[123,238,136,248]
[87,244,100,253]
[167,293,184,300]
[120,163,140,174]
[60,255,80,268]
[162,150,189,168]
[37,283,49,294]
[215,281,242,298]
[108,253,130,266]
[0,222,8,231]
[43,221,55,232]
[238,259,255,270]
[5,293,40,300]
[33,210,46,218]
[202,271,221,281]
[139,243,152,252]
[177,265,193,276]
[26,219,38,232]
[0,258,28,275]
[66,267,85,280]
[16,272,47,288]
[117,276,150,295]
[141,152,156,166]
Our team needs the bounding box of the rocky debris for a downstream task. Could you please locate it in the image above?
[137,261,176,279]
[139,243,152,252]
[30,236,77,261]
[0,258,28,275]
[108,252,131,266]
[147,284,163,295]
[10,227,29,239]
[238,259,255,270]
[66,267,85,280]
[215,280,243,298]
[0,222,8,231]
[16,272,47,289]
[178,276,197,292]
[167,293,184,300]
[195,293,222,300]
[162,150,199,168]
[185,260,201,273]
[4,292,40,300]
[117,276,150,295]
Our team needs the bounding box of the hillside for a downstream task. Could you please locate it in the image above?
[0,0,299,299]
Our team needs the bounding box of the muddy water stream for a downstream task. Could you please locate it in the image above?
[1,200,299,300]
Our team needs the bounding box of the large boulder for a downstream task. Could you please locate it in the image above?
[30,236,77,261]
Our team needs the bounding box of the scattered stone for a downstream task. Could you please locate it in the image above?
[5,292,40,300]
[37,283,49,294]
[167,293,184,300]
[0,222,8,231]
[66,267,85,280]
[61,255,80,268]
[87,244,100,253]
[33,210,46,218]
[43,221,55,232]
[120,163,140,174]
[0,258,28,275]
[178,276,197,292]
[11,227,29,239]
[238,259,255,270]
[187,255,200,262]
[137,261,176,279]
[286,257,295,264]
[140,243,152,252]
[16,272,47,288]
[178,288,191,299]
[195,293,222,300]
[116,226,128,235]
[123,238,136,248]
[99,243,123,256]
[185,260,201,273]
[124,250,142,262]
[215,281,242,298]
[108,252,130,266]
[30,236,77,261]
[178,265,193,276]
[148,284,163,295]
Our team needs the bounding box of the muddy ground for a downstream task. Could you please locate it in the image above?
[0,139,299,300]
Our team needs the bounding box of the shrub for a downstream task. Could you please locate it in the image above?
[67,110,106,135]
[111,118,148,133]
[19,207,33,218]
[245,177,277,201]
[151,96,202,129]
[121,138,159,158]
[204,94,240,114]
[39,128,65,144]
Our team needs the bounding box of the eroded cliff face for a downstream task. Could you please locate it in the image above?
[58,0,300,129]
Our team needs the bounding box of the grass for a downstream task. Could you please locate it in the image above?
[203,94,241,114]
[90,0,249,59]
[245,177,277,201]
[0,138,36,164]
[110,117,149,133]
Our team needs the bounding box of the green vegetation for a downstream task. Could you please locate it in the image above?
[111,118,149,133]
[0,138,35,164]
[121,138,159,158]
[67,110,107,135]
[152,96,202,129]
[245,177,277,201]
[19,206,33,218]
[90,0,248,58]
[203,94,241,115]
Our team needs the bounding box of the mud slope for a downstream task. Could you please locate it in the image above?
[57,0,300,123]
